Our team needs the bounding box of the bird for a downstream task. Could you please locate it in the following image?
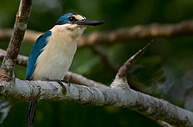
[26,12,104,127]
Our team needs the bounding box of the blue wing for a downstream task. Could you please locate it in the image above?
[26,31,52,80]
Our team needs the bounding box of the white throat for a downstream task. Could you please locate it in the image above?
[52,24,86,39]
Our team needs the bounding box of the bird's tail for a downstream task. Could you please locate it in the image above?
[27,100,38,127]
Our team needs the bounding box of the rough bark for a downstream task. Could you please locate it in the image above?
[0,79,192,127]
[0,48,176,127]
[0,46,179,127]
[0,0,32,81]
[156,120,174,127]
[0,48,184,127]
[64,72,107,88]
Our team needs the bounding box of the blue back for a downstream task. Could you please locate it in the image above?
[26,31,52,80]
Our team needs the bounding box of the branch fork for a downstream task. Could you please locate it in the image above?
[0,40,176,127]
[111,42,152,89]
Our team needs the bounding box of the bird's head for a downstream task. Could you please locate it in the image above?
[56,12,104,26]
[52,12,104,37]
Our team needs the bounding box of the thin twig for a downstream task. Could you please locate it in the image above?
[116,42,153,79]
[91,45,118,73]
[0,0,32,81]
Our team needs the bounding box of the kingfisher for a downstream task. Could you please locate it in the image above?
[26,12,104,127]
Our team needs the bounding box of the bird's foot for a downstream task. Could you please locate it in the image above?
[47,79,71,86]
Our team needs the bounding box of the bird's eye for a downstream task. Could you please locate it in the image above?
[68,16,76,22]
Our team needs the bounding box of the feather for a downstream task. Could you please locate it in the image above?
[26,31,52,80]
[32,26,78,80]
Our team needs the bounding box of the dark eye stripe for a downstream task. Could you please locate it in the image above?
[68,16,77,22]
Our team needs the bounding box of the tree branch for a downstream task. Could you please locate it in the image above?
[111,42,152,90]
[0,48,177,127]
[0,26,184,127]
[0,49,28,67]
[0,47,176,127]
[0,0,32,81]
[64,72,107,88]
[78,20,193,47]
[116,42,152,79]
[1,20,193,47]
[0,79,191,127]
[0,47,181,127]
[91,45,118,73]
[0,29,41,43]
[156,120,174,127]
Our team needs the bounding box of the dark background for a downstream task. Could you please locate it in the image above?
[1,0,193,126]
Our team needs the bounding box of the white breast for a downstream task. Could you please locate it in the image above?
[33,26,78,80]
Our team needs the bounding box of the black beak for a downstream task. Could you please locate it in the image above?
[76,19,104,26]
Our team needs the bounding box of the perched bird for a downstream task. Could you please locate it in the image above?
[26,12,104,127]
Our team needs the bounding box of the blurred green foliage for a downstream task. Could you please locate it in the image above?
[1,0,193,126]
